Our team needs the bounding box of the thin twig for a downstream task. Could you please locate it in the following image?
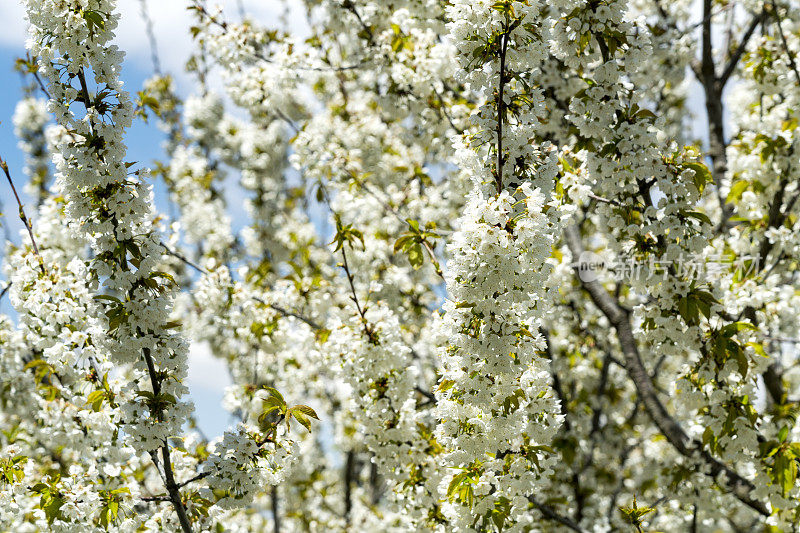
[770,0,800,85]
[178,471,210,489]
[138,0,162,75]
[719,10,766,87]
[142,495,171,503]
[587,192,629,208]
[164,243,326,331]
[33,72,51,99]
[163,244,208,275]
[495,28,509,194]
[530,498,586,532]
[341,0,374,42]
[272,485,281,533]
[192,3,368,73]
[0,282,10,301]
[23,53,52,99]
[339,242,377,343]
[1,158,45,274]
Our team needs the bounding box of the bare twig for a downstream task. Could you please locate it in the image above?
[163,244,208,275]
[263,301,323,331]
[719,10,766,87]
[21,53,53,99]
[142,495,171,503]
[33,71,51,99]
[192,3,368,73]
[178,471,210,489]
[164,242,326,331]
[495,28,509,194]
[272,485,281,533]
[1,158,45,274]
[530,498,586,532]
[343,450,355,525]
[137,0,162,75]
[0,282,10,301]
[339,242,377,343]
[341,0,374,43]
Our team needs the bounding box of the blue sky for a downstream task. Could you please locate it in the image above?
[0,0,300,439]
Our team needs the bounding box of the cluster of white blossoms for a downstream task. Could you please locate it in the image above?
[325,304,424,484]
[13,97,51,202]
[431,1,566,529]
[23,0,193,452]
[166,145,234,262]
[202,423,295,509]
[0,192,149,530]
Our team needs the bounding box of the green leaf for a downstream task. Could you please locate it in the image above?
[635,108,657,120]
[774,452,798,496]
[87,390,107,412]
[438,379,455,392]
[393,235,413,253]
[292,404,319,420]
[683,161,713,193]
[330,217,365,251]
[446,472,475,508]
[263,387,286,406]
[408,243,424,269]
[720,321,757,337]
[292,411,312,432]
[150,271,175,282]
[93,294,122,304]
[285,405,318,433]
[618,495,655,528]
[682,210,712,226]
[83,10,106,36]
[0,455,27,485]
[30,482,49,493]
[727,180,749,203]
[735,349,750,378]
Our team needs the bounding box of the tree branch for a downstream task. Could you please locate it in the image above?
[1,157,45,274]
[343,450,355,525]
[699,0,733,229]
[271,485,281,533]
[495,28,509,194]
[530,498,586,532]
[564,225,769,516]
[0,282,10,302]
[719,10,766,87]
[142,347,194,533]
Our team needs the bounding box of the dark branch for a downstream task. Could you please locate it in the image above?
[564,225,769,516]
[530,498,586,532]
[1,158,45,275]
[719,10,767,87]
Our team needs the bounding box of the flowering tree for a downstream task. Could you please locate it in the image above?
[1,0,800,530]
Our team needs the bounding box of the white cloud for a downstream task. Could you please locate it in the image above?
[188,341,234,438]
[0,2,27,49]
[188,340,232,391]
[1,0,307,83]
